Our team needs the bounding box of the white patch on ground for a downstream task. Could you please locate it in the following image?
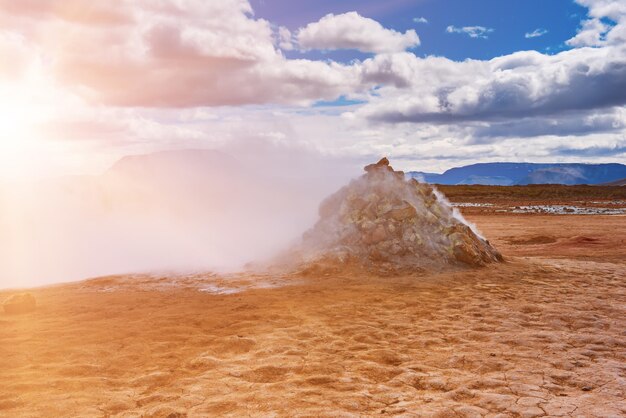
[198,285,241,295]
[84,272,298,295]
[581,200,626,205]
[511,205,626,215]
[451,202,495,207]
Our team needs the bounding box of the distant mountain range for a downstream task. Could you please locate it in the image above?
[408,163,626,186]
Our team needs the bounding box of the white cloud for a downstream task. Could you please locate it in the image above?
[576,0,626,21]
[0,0,368,107]
[356,45,626,124]
[277,26,294,50]
[566,17,612,46]
[525,28,548,38]
[470,108,626,140]
[297,12,420,53]
[567,0,626,46]
[413,17,428,24]
[0,31,32,80]
[0,0,625,177]
[446,25,494,39]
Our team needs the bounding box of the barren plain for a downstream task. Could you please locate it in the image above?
[1,186,625,417]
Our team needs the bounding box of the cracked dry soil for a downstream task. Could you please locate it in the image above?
[1,213,625,417]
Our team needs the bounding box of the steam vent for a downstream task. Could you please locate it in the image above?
[295,157,502,274]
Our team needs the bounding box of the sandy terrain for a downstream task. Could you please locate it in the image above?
[1,211,625,417]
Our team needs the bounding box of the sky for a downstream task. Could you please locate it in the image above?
[0,0,625,179]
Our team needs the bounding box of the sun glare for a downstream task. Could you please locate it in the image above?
[0,81,55,180]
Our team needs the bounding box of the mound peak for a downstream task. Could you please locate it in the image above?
[285,158,502,275]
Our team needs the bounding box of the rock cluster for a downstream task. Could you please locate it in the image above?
[293,158,502,274]
[3,293,37,314]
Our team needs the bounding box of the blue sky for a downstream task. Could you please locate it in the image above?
[252,0,588,61]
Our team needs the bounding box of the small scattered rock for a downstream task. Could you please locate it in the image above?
[3,293,37,314]
[389,204,417,221]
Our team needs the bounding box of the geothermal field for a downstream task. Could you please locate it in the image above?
[2,160,626,417]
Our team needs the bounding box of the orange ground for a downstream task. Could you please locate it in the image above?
[1,213,625,417]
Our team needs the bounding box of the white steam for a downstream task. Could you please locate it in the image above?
[431,187,485,240]
[0,147,357,289]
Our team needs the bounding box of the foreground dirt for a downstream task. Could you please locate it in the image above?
[1,214,625,417]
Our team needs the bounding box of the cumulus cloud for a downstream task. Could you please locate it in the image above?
[5,0,621,123]
[446,25,493,39]
[297,12,420,53]
[525,28,548,38]
[566,16,612,46]
[356,45,626,124]
[470,109,626,140]
[351,0,626,134]
[0,31,33,80]
[277,26,294,50]
[413,17,428,24]
[567,0,626,46]
[553,144,626,157]
[0,0,625,177]
[0,0,363,107]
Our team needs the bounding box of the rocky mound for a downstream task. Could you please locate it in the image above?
[287,158,502,275]
[3,293,37,314]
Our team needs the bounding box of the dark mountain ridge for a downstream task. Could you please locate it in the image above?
[408,162,626,185]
